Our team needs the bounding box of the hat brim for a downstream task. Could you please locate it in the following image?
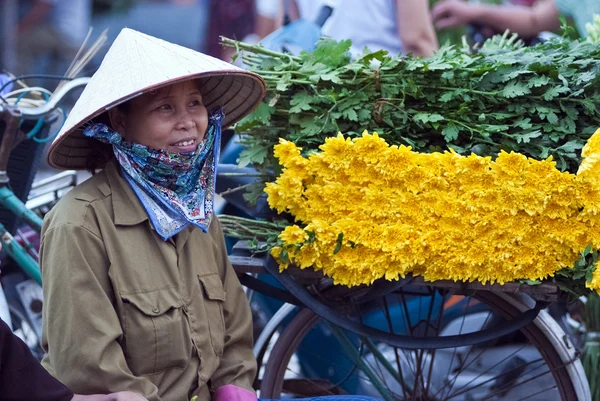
[48,70,265,170]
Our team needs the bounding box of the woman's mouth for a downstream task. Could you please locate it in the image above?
[169,138,197,153]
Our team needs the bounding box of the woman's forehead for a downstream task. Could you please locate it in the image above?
[150,80,201,97]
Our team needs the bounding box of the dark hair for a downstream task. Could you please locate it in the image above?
[85,141,114,175]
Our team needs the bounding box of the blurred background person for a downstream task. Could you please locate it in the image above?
[16,0,92,88]
[205,0,257,61]
[255,0,278,39]
[432,0,600,40]
[277,0,438,58]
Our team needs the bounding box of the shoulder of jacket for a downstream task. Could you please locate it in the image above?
[43,171,113,231]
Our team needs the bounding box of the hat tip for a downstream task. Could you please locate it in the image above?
[118,27,143,38]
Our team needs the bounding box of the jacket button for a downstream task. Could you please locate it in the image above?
[152,307,160,314]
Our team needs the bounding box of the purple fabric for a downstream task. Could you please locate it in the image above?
[214,384,258,401]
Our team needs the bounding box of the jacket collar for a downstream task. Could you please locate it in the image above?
[104,159,195,247]
[104,159,149,226]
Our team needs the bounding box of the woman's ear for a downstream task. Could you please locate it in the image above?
[108,108,127,136]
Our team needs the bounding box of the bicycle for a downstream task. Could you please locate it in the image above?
[226,240,590,401]
[0,76,89,358]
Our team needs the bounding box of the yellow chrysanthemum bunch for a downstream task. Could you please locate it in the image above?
[265,129,600,290]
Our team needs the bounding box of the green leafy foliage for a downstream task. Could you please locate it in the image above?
[549,247,598,298]
[224,34,600,187]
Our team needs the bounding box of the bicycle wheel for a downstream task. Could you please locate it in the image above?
[260,289,590,401]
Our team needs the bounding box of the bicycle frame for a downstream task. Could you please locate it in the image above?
[0,108,44,284]
[0,77,90,285]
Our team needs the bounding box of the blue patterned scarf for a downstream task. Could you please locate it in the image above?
[83,108,223,240]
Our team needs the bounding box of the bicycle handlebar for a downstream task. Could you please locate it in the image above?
[0,77,90,119]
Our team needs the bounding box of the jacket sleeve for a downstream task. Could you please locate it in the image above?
[40,223,162,401]
[207,218,257,401]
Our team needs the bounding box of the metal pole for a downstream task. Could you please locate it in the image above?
[0,186,43,232]
[0,222,42,285]
[2,0,19,73]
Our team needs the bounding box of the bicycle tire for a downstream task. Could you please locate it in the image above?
[260,291,590,401]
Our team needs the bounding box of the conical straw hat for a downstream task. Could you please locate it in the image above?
[48,28,266,169]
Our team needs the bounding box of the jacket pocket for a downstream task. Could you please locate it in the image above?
[198,273,226,355]
[120,287,192,376]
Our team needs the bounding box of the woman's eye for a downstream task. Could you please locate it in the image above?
[190,99,202,107]
[158,104,172,110]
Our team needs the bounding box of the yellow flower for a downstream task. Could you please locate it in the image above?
[279,225,309,244]
[267,130,600,290]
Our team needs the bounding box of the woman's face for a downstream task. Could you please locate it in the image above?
[109,80,209,153]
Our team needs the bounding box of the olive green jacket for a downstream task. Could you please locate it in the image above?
[40,160,256,401]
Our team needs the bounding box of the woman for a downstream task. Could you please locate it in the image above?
[40,28,265,401]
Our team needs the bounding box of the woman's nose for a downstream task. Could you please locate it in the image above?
[175,111,196,131]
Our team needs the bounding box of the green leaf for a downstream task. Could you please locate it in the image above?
[557,140,584,154]
[546,111,559,125]
[576,70,596,85]
[520,279,542,285]
[586,265,596,283]
[342,108,359,121]
[357,49,388,64]
[320,71,342,83]
[309,38,352,68]
[581,100,597,114]
[527,75,551,88]
[514,118,533,130]
[289,91,315,113]
[441,71,454,80]
[543,85,570,101]
[439,92,456,103]
[242,181,267,206]
[357,108,371,121]
[235,103,274,131]
[426,59,454,71]
[501,81,531,98]
[333,233,344,254]
[413,113,445,124]
[442,123,460,141]
[515,130,542,144]
[279,248,289,264]
[238,145,269,167]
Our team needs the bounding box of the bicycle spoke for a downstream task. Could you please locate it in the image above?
[400,290,415,335]
[442,296,472,393]
[363,338,395,398]
[411,290,435,398]
[444,344,527,397]
[440,302,494,400]
[329,324,397,401]
[425,290,447,397]
[445,358,547,400]
[459,367,554,401]
[513,385,558,401]
[279,341,381,396]
[381,296,410,399]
